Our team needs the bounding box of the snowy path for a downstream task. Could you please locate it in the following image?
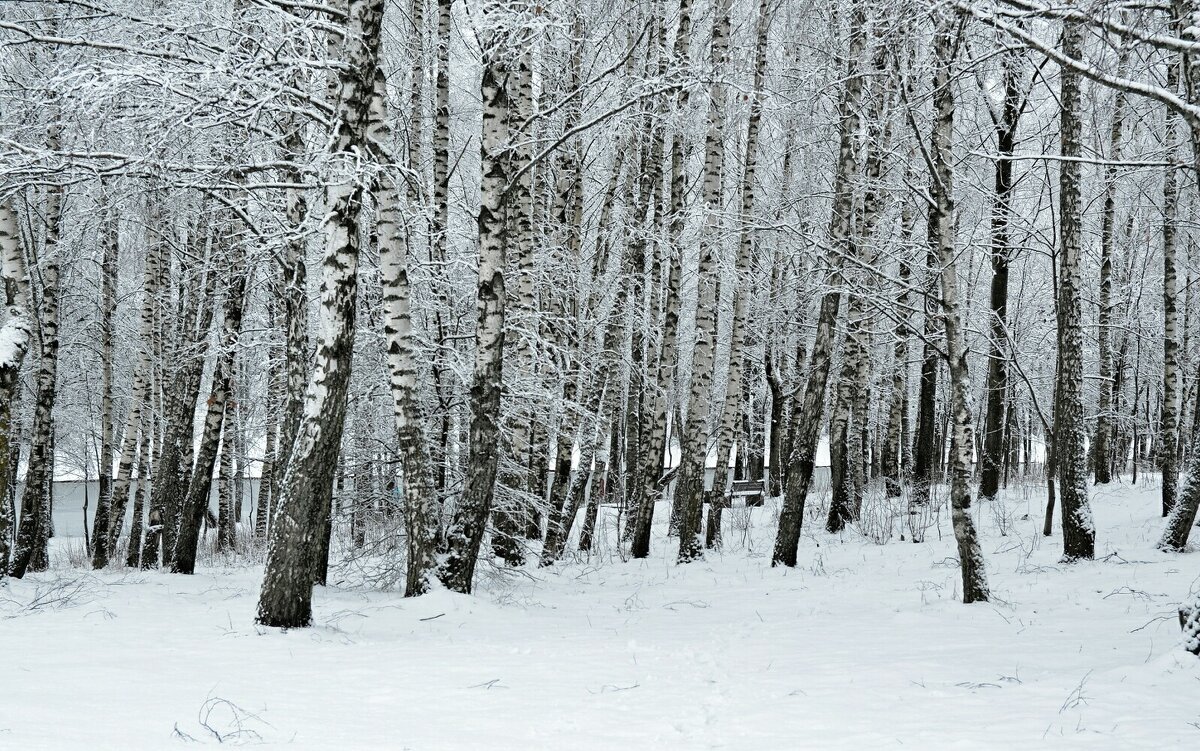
[2,481,1197,749]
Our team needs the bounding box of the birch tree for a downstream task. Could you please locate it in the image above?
[10,175,64,579]
[257,0,385,627]
[436,14,511,594]
[0,199,32,577]
[772,11,866,567]
[927,6,989,602]
[1054,17,1095,561]
[675,0,733,564]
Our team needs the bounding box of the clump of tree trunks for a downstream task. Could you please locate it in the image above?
[7,0,1200,660]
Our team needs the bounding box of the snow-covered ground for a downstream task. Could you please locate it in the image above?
[3,478,1198,749]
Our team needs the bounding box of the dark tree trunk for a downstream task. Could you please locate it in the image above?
[980,48,1023,502]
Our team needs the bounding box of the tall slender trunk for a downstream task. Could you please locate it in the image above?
[149,233,218,568]
[0,199,32,577]
[174,231,249,574]
[371,48,440,595]
[929,9,989,602]
[436,42,510,594]
[1094,59,1129,486]
[771,12,866,568]
[675,0,732,564]
[1055,19,1095,561]
[629,0,692,560]
[829,44,891,532]
[910,231,940,538]
[1161,59,1182,516]
[494,48,536,567]
[11,175,63,579]
[93,206,118,564]
[980,48,1023,501]
[704,0,770,549]
[882,199,915,499]
[429,0,455,498]
[96,221,162,565]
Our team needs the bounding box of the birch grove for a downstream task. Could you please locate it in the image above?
[2,0,1200,666]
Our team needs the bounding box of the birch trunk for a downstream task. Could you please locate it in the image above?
[258,0,382,626]
[150,239,217,568]
[371,56,440,595]
[93,207,118,565]
[1161,59,1182,516]
[771,12,866,567]
[979,48,1023,501]
[96,220,162,564]
[11,176,63,579]
[704,0,770,549]
[882,199,915,499]
[217,407,236,553]
[1094,55,1130,486]
[494,49,536,567]
[124,417,152,568]
[629,0,692,560]
[436,44,509,594]
[675,0,732,564]
[929,9,989,602]
[174,231,249,574]
[829,46,890,532]
[1056,18,1096,561]
[258,322,280,538]
[0,199,32,576]
[429,0,455,497]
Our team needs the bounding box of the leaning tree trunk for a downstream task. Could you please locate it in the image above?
[10,177,63,579]
[435,41,510,594]
[0,199,32,577]
[1055,18,1096,561]
[771,12,865,568]
[257,0,382,627]
[929,8,989,603]
[675,0,733,564]
[173,233,249,575]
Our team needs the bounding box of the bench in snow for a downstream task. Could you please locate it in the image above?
[729,479,765,508]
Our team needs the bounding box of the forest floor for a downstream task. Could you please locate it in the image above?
[2,477,1198,749]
